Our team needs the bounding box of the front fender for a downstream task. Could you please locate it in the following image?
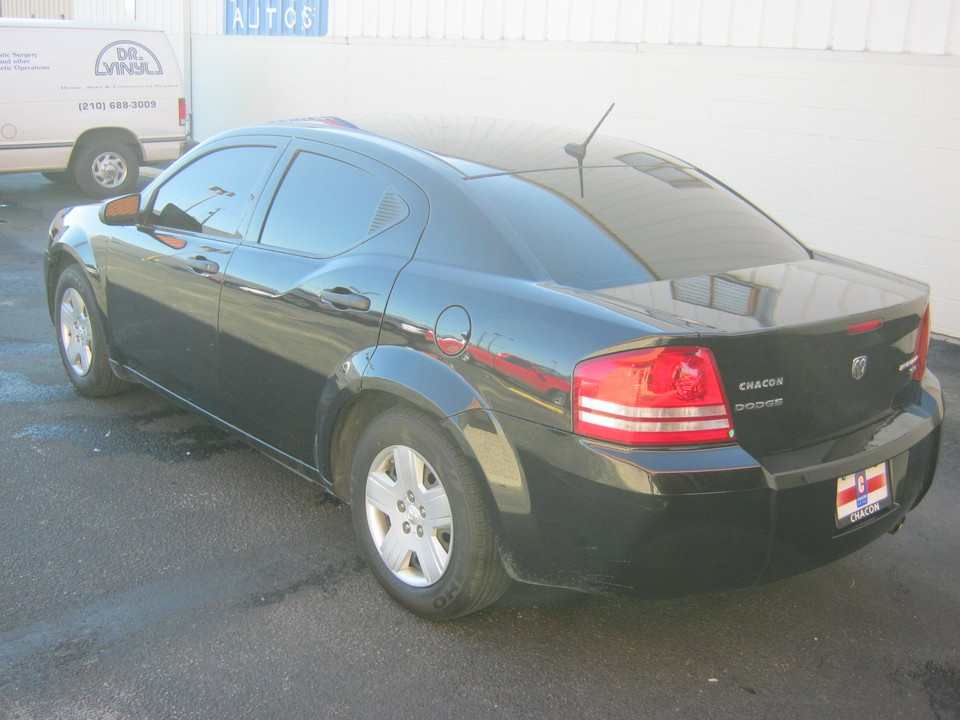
[44,206,107,321]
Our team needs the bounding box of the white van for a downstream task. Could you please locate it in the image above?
[0,19,188,197]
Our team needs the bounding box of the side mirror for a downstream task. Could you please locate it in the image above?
[99,193,141,226]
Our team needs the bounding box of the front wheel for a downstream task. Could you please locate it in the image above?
[350,407,510,619]
[72,141,139,197]
[54,266,130,397]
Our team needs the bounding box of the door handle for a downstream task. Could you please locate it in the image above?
[321,287,371,311]
[186,256,220,274]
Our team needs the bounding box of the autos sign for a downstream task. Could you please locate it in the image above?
[225,0,329,36]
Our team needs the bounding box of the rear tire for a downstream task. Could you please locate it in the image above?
[350,407,510,619]
[72,140,139,198]
[41,171,73,185]
[54,265,130,397]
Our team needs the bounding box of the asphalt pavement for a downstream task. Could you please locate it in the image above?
[1,172,958,719]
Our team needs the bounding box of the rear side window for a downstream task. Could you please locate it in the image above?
[259,151,408,257]
[475,175,654,289]
[147,145,276,238]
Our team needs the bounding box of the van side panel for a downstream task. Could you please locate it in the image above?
[0,22,186,175]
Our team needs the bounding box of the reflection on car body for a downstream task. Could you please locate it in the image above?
[44,115,943,619]
[464,348,569,408]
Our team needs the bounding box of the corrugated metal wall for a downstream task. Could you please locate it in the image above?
[61,0,960,55]
[130,0,182,30]
[315,0,959,55]
[0,0,73,18]
[71,0,128,22]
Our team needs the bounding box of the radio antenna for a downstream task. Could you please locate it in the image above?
[564,102,615,198]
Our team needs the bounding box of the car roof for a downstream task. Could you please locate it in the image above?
[210,115,810,285]
[264,115,697,180]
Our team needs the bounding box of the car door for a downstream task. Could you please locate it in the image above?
[217,140,429,463]
[106,138,285,410]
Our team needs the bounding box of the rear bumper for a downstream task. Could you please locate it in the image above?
[140,138,188,164]
[468,372,943,596]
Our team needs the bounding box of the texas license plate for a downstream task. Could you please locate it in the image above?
[836,463,891,529]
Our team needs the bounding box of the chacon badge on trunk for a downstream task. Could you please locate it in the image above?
[852,355,868,381]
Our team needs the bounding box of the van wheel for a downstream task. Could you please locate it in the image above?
[54,265,130,397]
[73,141,139,198]
[350,408,510,620]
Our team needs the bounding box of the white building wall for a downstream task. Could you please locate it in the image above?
[74,0,960,337]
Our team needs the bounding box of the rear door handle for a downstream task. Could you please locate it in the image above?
[321,287,371,311]
[186,256,220,274]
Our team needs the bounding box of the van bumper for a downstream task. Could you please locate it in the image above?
[141,138,187,164]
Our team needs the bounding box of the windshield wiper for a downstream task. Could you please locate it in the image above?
[564,102,615,198]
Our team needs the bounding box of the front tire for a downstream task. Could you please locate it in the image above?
[72,140,139,198]
[350,407,510,619]
[54,265,130,397]
[41,171,73,185]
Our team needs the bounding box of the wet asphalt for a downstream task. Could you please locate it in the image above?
[1,173,958,719]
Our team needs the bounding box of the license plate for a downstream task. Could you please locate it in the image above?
[836,463,891,529]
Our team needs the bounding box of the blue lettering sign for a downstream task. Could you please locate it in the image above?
[225,0,328,36]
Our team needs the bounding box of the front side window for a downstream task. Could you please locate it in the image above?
[147,146,276,238]
[259,151,408,257]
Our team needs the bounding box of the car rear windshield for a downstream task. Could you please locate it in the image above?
[471,163,810,290]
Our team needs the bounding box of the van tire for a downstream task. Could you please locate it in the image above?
[41,171,73,185]
[72,141,139,198]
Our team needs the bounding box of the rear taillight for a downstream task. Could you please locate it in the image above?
[912,306,931,381]
[178,98,187,126]
[573,347,736,446]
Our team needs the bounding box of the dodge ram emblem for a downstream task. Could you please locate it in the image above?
[852,355,868,381]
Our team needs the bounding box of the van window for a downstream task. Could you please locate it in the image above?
[259,151,408,257]
[147,146,275,238]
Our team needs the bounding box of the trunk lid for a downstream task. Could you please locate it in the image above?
[590,255,929,457]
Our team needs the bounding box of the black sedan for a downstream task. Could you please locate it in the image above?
[44,115,943,619]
